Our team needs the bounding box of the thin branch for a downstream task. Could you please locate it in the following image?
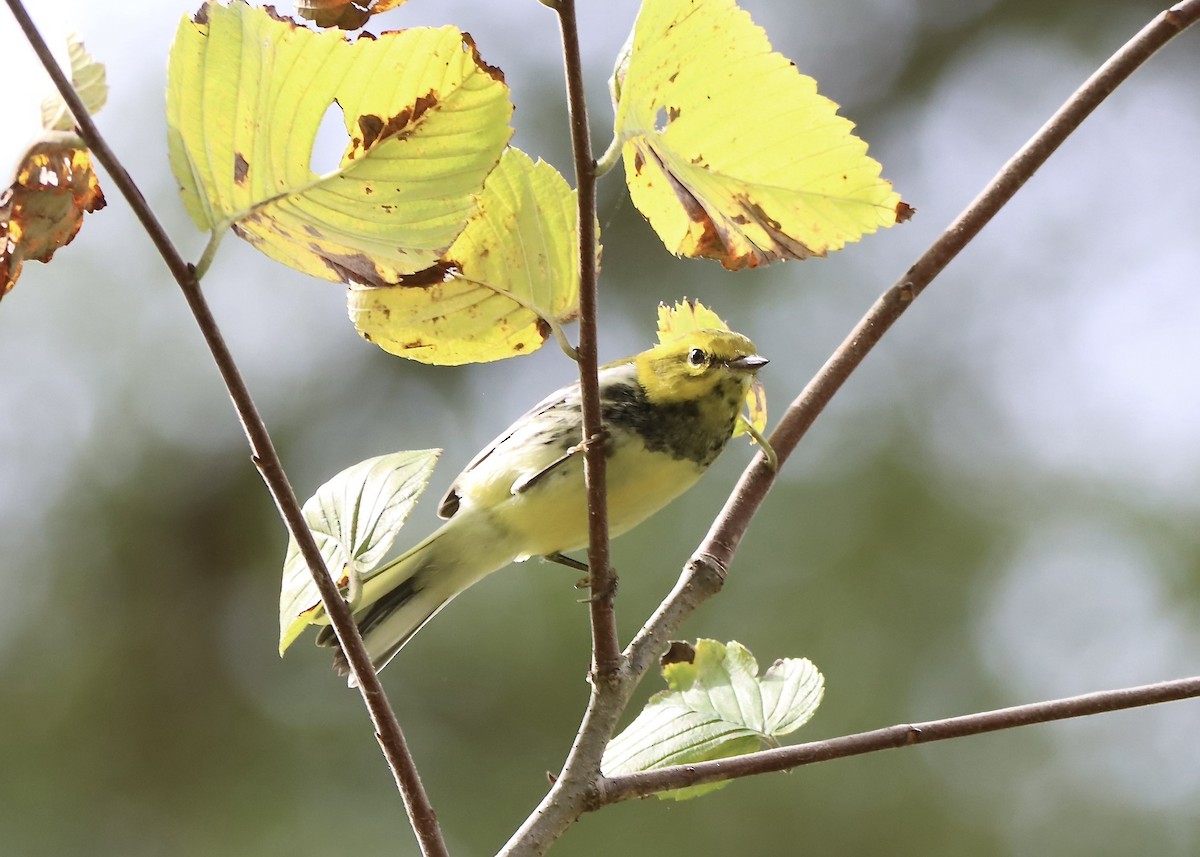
[554,0,621,678]
[3,3,448,854]
[626,0,1200,681]
[498,4,630,855]
[599,676,1200,802]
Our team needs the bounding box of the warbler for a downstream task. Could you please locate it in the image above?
[315,328,767,677]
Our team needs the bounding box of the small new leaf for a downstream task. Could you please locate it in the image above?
[612,0,906,270]
[279,449,440,653]
[349,148,585,365]
[603,640,824,800]
[167,3,513,284]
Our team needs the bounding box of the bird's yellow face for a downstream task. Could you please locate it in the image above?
[634,328,767,405]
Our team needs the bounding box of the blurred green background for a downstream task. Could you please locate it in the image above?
[3,1,1199,855]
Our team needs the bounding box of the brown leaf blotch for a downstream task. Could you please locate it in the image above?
[358,114,384,150]
[320,250,387,285]
[461,32,506,84]
[232,223,264,247]
[299,0,370,30]
[262,5,301,27]
[895,200,916,223]
[396,260,458,288]
[356,92,440,153]
[233,152,250,185]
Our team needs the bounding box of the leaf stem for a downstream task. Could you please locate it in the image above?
[3,3,449,855]
[593,135,622,179]
[193,230,225,280]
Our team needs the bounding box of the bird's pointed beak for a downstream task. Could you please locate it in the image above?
[729,354,768,372]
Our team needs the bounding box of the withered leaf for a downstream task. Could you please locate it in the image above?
[1,138,106,299]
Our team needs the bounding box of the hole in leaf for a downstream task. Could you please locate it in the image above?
[654,106,669,133]
[310,100,349,175]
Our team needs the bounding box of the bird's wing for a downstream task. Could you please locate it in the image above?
[436,360,639,519]
[437,380,581,519]
[509,443,583,495]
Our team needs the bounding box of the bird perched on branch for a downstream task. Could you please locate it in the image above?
[314,326,769,680]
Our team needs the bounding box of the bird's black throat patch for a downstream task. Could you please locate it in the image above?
[601,381,737,466]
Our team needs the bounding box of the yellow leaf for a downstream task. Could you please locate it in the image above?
[349,148,584,365]
[1,137,106,299]
[733,377,768,439]
[655,299,768,439]
[167,3,513,283]
[612,0,906,270]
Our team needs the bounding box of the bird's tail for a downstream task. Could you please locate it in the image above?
[315,511,511,683]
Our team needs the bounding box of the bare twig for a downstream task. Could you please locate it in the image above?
[625,0,1200,681]
[497,5,630,856]
[553,0,621,677]
[3,3,448,854]
[600,676,1200,801]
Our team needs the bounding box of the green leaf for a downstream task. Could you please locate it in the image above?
[603,640,824,800]
[611,0,905,270]
[41,35,107,131]
[278,449,440,654]
[167,3,513,283]
[348,147,585,365]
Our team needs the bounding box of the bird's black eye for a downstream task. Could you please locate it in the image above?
[687,347,706,367]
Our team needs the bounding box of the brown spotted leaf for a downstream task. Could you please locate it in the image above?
[167,2,512,283]
[611,0,905,270]
[1,138,106,299]
[349,148,584,365]
[2,36,109,298]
